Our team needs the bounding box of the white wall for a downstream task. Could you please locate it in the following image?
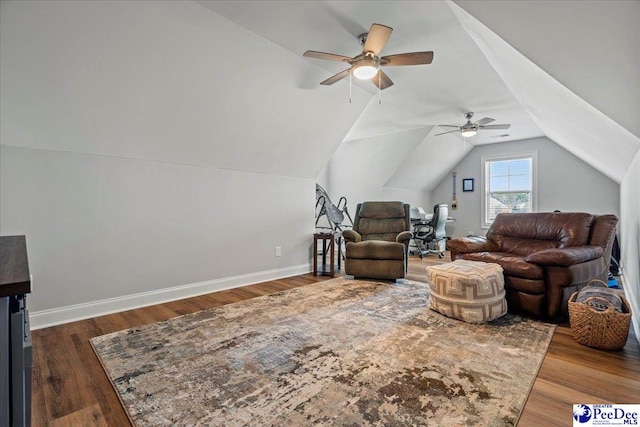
[620,151,640,339]
[430,137,620,237]
[0,0,370,326]
[1,146,314,313]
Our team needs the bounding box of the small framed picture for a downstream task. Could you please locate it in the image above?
[462,178,474,192]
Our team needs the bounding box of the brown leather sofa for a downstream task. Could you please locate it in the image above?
[343,201,412,280]
[447,212,618,320]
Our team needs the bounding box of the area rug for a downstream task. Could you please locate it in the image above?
[90,277,556,426]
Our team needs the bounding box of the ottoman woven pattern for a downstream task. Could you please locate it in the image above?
[427,259,507,323]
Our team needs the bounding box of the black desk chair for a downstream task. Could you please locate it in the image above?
[412,204,449,258]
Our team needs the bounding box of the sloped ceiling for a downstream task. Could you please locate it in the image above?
[455,0,640,139]
[450,0,640,183]
[200,0,542,145]
[199,0,639,188]
[0,0,371,179]
[325,127,430,204]
[5,1,634,188]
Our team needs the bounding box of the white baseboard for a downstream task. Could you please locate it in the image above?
[620,275,640,347]
[29,264,311,330]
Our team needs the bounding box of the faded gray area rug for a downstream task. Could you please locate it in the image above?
[91,277,555,426]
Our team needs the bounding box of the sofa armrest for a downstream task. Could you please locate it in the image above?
[447,236,498,255]
[396,231,412,245]
[342,229,362,244]
[525,245,604,267]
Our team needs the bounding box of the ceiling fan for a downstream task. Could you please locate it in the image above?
[435,112,511,137]
[303,23,434,90]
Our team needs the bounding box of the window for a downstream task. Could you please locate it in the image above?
[481,151,537,228]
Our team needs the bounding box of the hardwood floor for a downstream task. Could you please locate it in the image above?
[31,255,640,426]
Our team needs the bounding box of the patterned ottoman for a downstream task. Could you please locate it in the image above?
[426,259,507,323]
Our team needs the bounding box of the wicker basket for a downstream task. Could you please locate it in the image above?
[568,280,632,350]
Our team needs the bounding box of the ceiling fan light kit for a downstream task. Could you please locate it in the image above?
[352,57,379,80]
[461,128,477,138]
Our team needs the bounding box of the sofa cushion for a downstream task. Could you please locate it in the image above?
[496,237,557,256]
[487,212,594,256]
[459,252,544,280]
[346,240,405,260]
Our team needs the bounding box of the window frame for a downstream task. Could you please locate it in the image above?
[480,151,538,229]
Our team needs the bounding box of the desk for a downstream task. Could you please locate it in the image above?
[0,235,32,427]
[313,232,337,277]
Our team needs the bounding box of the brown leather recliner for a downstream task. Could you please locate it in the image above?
[343,201,412,280]
[447,212,618,321]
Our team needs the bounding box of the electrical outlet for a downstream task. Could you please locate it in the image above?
[275,246,282,257]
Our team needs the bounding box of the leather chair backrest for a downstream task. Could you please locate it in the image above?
[354,201,410,242]
[487,212,595,256]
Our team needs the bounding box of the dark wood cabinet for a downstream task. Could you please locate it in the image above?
[1,235,32,427]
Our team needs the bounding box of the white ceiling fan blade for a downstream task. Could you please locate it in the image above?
[474,117,495,126]
[363,23,392,56]
[380,51,434,66]
[434,129,460,136]
[371,70,394,90]
[481,124,511,130]
[320,68,351,85]
[437,125,460,128]
[303,51,352,63]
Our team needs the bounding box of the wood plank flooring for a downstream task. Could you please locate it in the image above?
[31,255,640,426]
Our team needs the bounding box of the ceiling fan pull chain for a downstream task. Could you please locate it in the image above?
[378,72,382,104]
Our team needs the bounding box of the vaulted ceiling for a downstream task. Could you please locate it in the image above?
[198,0,639,189]
[2,1,637,194]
